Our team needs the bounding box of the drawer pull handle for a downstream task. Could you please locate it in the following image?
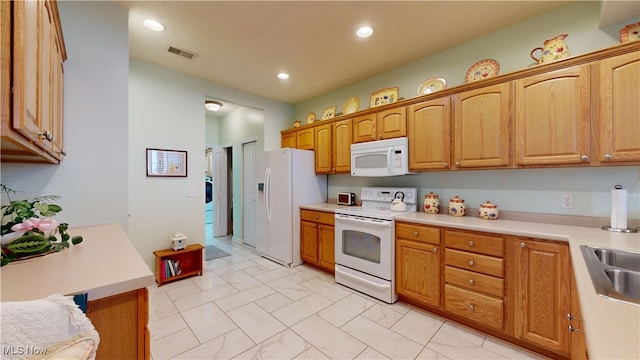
[468,304,475,311]
[413,231,418,236]
[432,247,438,253]
[443,162,449,167]
[468,240,474,247]
[40,131,53,142]
[580,155,589,161]
[315,216,319,220]
[468,279,475,285]
[604,154,612,160]
[520,242,527,248]
[468,260,474,266]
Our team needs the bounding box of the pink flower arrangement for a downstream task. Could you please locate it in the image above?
[11,217,59,233]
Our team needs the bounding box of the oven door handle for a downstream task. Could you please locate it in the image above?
[335,214,393,226]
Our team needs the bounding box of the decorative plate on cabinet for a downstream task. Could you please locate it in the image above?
[321,105,337,120]
[306,112,316,124]
[620,22,640,43]
[370,87,399,108]
[465,59,500,83]
[417,77,447,95]
[342,97,360,115]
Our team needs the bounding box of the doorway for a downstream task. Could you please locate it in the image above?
[205,146,233,240]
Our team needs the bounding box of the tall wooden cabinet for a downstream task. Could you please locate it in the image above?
[510,238,571,354]
[453,83,511,169]
[1,0,67,163]
[408,98,451,170]
[514,64,591,166]
[592,51,640,165]
[314,123,332,173]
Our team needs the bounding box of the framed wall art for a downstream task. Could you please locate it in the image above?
[146,148,188,177]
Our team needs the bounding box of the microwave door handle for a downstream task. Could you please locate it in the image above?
[387,146,393,174]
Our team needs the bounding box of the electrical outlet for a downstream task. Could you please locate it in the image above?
[560,193,574,209]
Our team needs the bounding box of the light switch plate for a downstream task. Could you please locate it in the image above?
[187,187,197,197]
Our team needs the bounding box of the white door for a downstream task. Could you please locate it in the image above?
[243,141,257,247]
[213,147,228,237]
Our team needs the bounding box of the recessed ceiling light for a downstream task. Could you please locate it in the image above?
[356,26,373,38]
[143,19,165,32]
[277,73,290,80]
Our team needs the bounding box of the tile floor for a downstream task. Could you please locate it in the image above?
[148,235,546,360]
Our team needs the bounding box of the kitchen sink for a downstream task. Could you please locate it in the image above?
[580,245,640,305]
[593,248,640,272]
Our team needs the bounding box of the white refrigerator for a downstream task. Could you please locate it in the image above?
[256,148,327,267]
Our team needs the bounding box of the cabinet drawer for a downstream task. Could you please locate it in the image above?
[445,266,504,298]
[444,230,504,257]
[445,284,504,331]
[301,210,334,225]
[445,249,503,278]
[396,222,440,244]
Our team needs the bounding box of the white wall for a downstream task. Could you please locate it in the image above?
[1,1,130,229]
[294,2,640,221]
[129,60,290,268]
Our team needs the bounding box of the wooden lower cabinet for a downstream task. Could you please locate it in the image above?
[300,209,335,273]
[86,288,149,360]
[509,238,571,355]
[396,223,583,359]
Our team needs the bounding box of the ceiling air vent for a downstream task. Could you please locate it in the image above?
[167,46,197,60]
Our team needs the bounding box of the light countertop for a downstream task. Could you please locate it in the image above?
[301,203,640,359]
[1,223,155,302]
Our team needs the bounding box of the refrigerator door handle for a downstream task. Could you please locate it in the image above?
[265,167,272,223]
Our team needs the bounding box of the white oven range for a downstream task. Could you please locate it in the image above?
[334,187,417,303]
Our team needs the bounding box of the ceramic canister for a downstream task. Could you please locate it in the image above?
[423,192,440,214]
[479,201,499,220]
[448,196,466,217]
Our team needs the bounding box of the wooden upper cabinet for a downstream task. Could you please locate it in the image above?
[296,128,315,150]
[2,0,66,163]
[510,239,571,355]
[514,64,591,166]
[453,83,511,169]
[408,97,451,170]
[314,123,332,173]
[353,106,406,143]
[281,131,296,148]
[352,113,377,143]
[377,106,407,140]
[592,51,640,165]
[332,119,352,173]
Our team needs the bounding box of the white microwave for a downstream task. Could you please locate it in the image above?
[350,137,415,177]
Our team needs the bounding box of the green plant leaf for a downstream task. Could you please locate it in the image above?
[71,236,83,245]
[6,235,50,253]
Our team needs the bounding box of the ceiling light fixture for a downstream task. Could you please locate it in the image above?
[143,19,165,32]
[356,26,374,38]
[205,100,223,111]
[277,73,290,80]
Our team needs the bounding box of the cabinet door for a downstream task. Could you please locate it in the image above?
[396,239,441,308]
[281,132,296,148]
[12,0,43,144]
[318,224,335,272]
[408,98,451,170]
[594,51,640,164]
[301,220,318,264]
[352,114,377,143]
[50,24,65,160]
[315,124,332,173]
[511,239,570,354]
[332,119,352,173]
[296,128,315,150]
[454,83,511,168]
[377,106,406,140]
[515,65,591,166]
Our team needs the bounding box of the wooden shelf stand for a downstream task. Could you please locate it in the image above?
[153,244,204,286]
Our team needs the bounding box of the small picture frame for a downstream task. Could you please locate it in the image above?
[146,148,188,177]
